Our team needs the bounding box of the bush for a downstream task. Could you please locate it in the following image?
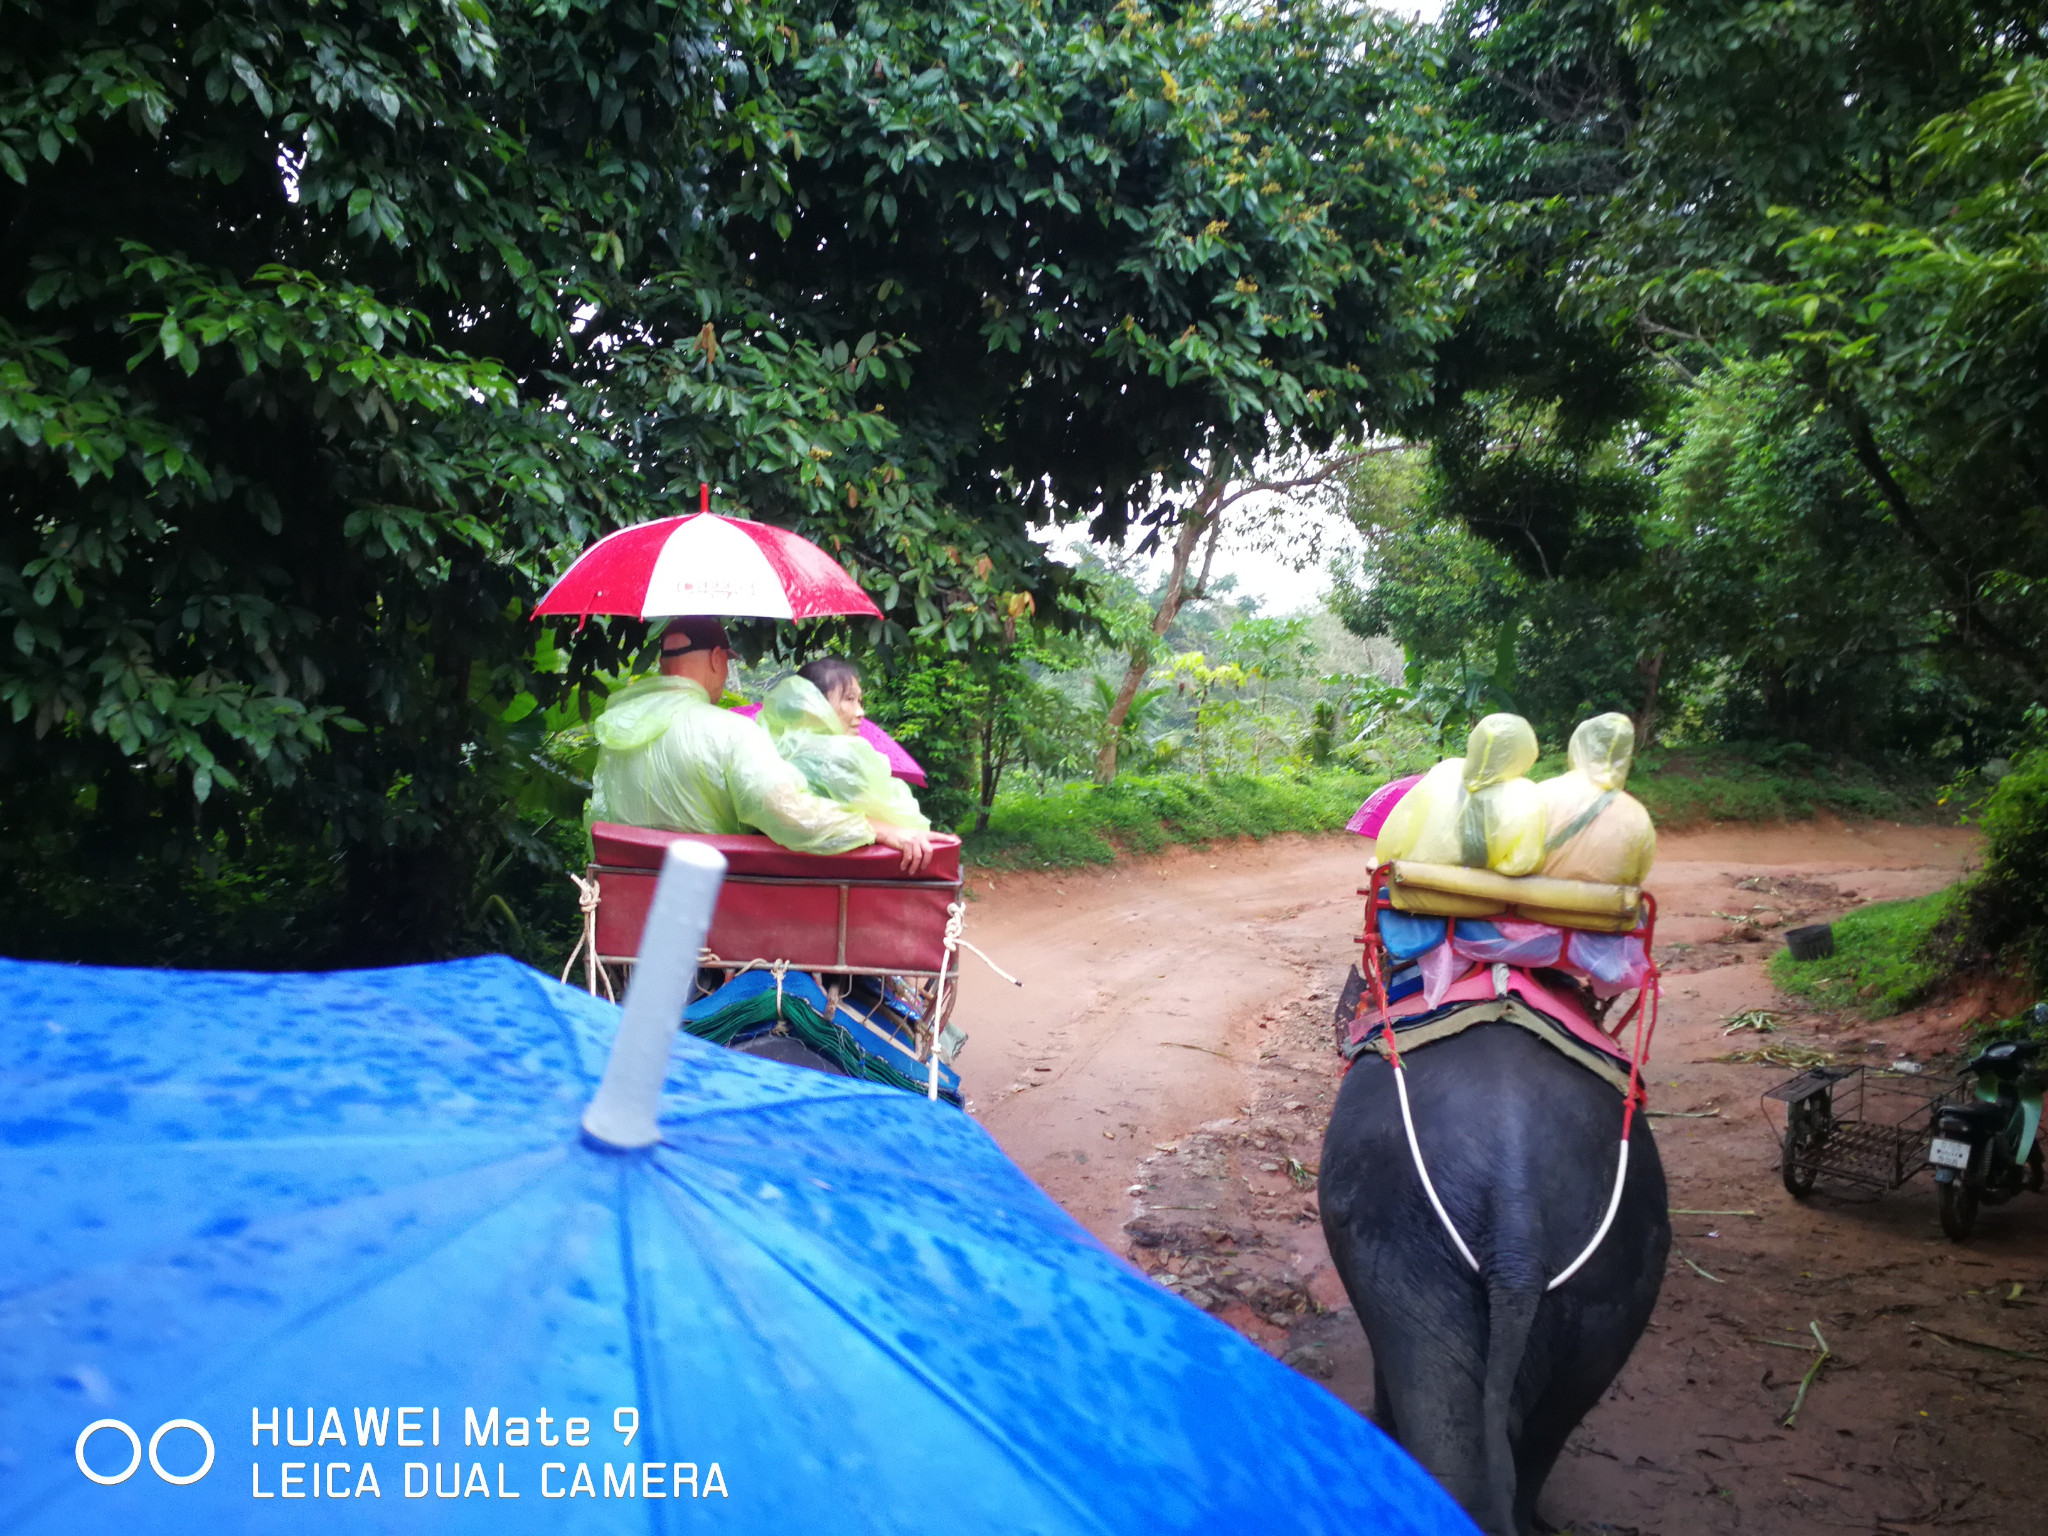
[1767,887,1958,1018]
[962,770,1376,869]
[1619,744,1939,828]
[1946,745,2048,989]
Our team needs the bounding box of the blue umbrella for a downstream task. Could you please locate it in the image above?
[1,845,1475,1534]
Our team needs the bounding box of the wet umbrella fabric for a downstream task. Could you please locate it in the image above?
[532,512,883,622]
[0,956,1475,1535]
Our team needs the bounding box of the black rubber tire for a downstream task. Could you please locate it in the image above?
[1782,1101,1822,1198]
[1781,1143,1817,1198]
[1939,1177,1980,1241]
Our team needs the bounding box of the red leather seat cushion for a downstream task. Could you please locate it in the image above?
[590,823,961,884]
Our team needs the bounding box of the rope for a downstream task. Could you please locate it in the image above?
[695,952,792,1019]
[1547,1141,1631,1290]
[928,904,966,1102]
[560,874,612,1001]
[918,902,1024,1101]
[957,937,1022,987]
[1392,1058,1481,1271]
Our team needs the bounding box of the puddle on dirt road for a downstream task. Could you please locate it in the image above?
[961,821,2048,1535]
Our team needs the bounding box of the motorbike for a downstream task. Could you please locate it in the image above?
[1929,1004,2048,1241]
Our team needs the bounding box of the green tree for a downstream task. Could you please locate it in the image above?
[0,0,1455,963]
[1440,0,2048,700]
[1652,359,2020,755]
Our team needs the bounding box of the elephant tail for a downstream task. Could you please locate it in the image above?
[1480,1272,1540,1525]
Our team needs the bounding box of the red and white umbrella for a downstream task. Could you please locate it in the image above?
[534,496,881,621]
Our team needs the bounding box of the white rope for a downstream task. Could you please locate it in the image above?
[957,937,1022,987]
[918,903,1024,1099]
[927,904,966,1102]
[1391,1059,1634,1290]
[1547,1140,1630,1292]
[560,874,612,1001]
[1392,1062,1481,1272]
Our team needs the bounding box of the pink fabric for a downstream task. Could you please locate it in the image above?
[1352,963,1630,1066]
[1419,941,1470,1009]
[1347,773,1424,837]
[731,702,929,786]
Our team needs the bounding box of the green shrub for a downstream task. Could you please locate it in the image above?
[1767,887,1958,1018]
[961,770,1376,869]
[1625,744,1936,828]
[1946,745,2048,989]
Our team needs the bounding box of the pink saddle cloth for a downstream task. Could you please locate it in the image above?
[1349,962,1636,1069]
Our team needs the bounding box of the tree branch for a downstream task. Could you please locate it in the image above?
[1844,409,2048,698]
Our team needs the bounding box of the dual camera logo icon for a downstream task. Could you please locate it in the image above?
[75,1419,216,1486]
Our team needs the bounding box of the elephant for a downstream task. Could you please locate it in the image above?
[1320,1020,1670,1536]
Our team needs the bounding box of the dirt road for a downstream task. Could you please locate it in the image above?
[957,820,2048,1535]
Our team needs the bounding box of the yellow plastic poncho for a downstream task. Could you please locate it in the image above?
[1375,713,1547,876]
[1538,712,1656,886]
[759,675,930,831]
[589,676,874,853]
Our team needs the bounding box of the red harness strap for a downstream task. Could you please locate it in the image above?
[1347,872,1662,1122]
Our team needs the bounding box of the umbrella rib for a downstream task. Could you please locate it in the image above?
[643,1157,1123,1536]
[609,1159,662,1536]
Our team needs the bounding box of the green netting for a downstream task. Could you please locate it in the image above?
[685,987,949,1101]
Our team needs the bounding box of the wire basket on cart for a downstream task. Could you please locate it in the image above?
[1765,1063,1967,1197]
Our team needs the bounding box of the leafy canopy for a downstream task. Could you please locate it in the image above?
[0,0,1451,960]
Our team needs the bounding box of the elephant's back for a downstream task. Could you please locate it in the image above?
[1321,1021,1667,1285]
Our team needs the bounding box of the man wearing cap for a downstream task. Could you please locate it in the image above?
[590,617,934,874]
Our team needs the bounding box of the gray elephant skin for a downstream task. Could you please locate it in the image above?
[1320,1022,1671,1536]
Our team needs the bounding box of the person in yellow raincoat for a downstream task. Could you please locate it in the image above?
[758,662,930,832]
[589,618,934,874]
[1538,712,1656,886]
[1375,713,1547,876]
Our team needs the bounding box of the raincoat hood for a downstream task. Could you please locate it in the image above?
[593,675,710,752]
[757,675,928,832]
[760,675,848,740]
[1462,714,1540,791]
[1568,712,1636,791]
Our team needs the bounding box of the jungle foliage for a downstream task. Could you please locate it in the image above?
[1376,0,2048,988]
[0,0,1451,963]
[11,0,2048,978]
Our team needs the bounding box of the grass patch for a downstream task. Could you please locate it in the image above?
[1767,886,1958,1019]
[1624,743,1943,829]
[962,742,1952,874]
[961,769,1375,870]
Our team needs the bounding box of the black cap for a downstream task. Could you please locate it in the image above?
[659,616,731,655]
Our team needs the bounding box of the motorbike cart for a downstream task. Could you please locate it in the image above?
[1767,1064,1966,1201]
[1767,1008,2048,1241]
[563,822,985,1102]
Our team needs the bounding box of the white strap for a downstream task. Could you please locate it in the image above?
[1393,1062,1481,1272]
[1391,1060,1632,1290]
[1547,1140,1630,1291]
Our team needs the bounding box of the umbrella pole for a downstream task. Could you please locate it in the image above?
[581,842,728,1150]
